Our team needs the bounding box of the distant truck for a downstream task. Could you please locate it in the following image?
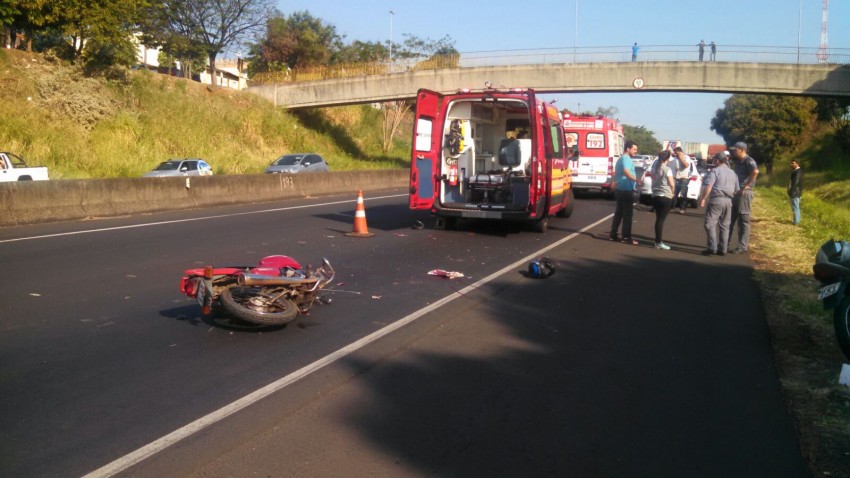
[662,141,709,161]
[0,152,49,182]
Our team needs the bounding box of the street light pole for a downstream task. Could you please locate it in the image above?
[389,10,395,69]
[574,0,578,63]
[797,0,802,63]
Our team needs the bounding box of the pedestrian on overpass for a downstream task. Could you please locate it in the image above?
[700,152,739,255]
[698,40,706,61]
[710,41,717,61]
[609,140,639,245]
[728,142,759,254]
[650,150,676,250]
[632,43,639,62]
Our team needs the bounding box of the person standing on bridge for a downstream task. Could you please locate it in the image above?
[609,141,639,245]
[710,41,717,61]
[700,152,739,255]
[698,40,706,61]
[632,43,639,62]
[728,142,759,254]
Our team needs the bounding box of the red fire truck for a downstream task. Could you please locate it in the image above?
[409,87,574,232]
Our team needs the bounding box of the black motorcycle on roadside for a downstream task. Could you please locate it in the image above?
[813,239,850,362]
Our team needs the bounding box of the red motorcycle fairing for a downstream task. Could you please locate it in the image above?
[257,255,301,269]
[180,256,304,297]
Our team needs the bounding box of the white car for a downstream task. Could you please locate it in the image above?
[639,158,703,207]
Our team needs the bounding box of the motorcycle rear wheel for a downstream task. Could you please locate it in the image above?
[220,286,299,325]
[834,296,850,363]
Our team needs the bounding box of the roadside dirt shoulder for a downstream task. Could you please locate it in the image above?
[751,214,850,478]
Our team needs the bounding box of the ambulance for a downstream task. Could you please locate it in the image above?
[409,87,574,232]
[562,114,625,197]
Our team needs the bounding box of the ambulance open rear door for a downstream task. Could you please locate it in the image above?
[409,89,443,211]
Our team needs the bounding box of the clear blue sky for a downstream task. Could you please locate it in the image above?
[274,0,849,145]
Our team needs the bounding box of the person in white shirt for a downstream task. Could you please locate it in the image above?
[672,147,693,214]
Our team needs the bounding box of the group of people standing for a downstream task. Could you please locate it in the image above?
[609,140,801,255]
[629,41,717,62]
[609,143,697,250]
[699,143,758,255]
[698,40,717,61]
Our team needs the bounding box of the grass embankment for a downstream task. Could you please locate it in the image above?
[751,131,850,477]
[0,49,409,179]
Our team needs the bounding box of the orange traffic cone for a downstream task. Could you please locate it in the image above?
[345,190,375,238]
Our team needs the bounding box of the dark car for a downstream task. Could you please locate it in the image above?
[264,154,329,174]
[143,158,213,177]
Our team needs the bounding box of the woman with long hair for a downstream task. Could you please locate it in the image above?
[651,151,676,250]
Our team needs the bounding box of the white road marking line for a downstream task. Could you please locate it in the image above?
[83,213,613,478]
[0,194,407,244]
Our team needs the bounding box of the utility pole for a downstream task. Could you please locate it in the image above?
[389,10,395,69]
[573,0,578,63]
[817,0,828,63]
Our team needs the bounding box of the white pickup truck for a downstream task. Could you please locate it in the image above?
[0,152,49,182]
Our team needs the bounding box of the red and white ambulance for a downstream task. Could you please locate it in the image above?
[409,87,574,232]
[562,114,625,197]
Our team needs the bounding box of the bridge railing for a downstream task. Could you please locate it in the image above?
[248,45,850,86]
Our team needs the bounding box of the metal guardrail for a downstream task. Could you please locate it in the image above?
[249,45,850,86]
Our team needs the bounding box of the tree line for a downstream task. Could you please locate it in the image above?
[711,95,850,172]
[1,0,456,82]
[4,1,845,162]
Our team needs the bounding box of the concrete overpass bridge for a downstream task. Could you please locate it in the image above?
[246,47,850,109]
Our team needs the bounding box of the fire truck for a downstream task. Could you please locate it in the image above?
[409,87,574,232]
[562,114,625,197]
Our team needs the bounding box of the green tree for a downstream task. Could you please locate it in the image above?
[247,10,341,75]
[623,124,661,153]
[140,2,209,80]
[711,94,816,172]
[146,0,273,87]
[396,33,456,59]
[334,40,387,64]
[816,97,850,153]
[594,106,619,118]
[2,0,58,52]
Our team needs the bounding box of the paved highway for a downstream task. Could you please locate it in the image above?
[0,191,808,477]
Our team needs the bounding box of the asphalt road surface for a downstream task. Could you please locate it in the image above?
[0,190,809,477]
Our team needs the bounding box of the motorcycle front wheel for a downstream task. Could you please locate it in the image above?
[834,296,850,363]
[220,286,299,325]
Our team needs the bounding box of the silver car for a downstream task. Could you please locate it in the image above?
[265,154,329,174]
[143,158,213,177]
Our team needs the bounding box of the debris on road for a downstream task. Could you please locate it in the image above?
[428,269,465,279]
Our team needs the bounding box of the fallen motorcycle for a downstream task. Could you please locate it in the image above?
[813,239,850,362]
[179,255,334,326]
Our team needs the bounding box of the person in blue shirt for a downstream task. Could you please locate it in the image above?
[632,43,639,62]
[609,140,639,244]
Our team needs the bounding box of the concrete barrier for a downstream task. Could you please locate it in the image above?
[0,170,409,227]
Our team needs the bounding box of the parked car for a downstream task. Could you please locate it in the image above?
[632,154,654,169]
[639,158,703,207]
[265,154,329,174]
[143,158,213,177]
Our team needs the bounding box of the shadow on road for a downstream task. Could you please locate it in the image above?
[330,253,809,477]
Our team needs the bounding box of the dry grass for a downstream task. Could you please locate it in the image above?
[750,183,850,477]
